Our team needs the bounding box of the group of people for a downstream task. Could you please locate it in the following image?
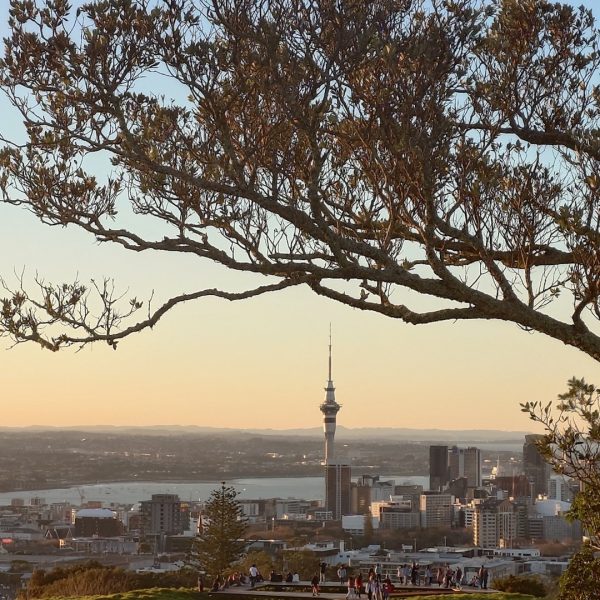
[310,561,490,594]
[395,563,426,586]
[205,559,491,595]
[206,571,248,592]
[468,565,490,589]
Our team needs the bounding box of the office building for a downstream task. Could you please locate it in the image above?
[494,474,533,499]
[473,498,517,548]
[448,446,481,488]
[372,497,420,529]
[523,435,552,497]
[350,475,394,515]
[393,484,423,512]
[429,445,449,491]
[74,508,123,537]
[325,463,351,520]
[419,492,454,528]
[140,494,184,535]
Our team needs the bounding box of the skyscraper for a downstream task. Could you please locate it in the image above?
[325,462,351,520]
[429,445,449,491]
[448,446,482,487]
[523,434,551,497]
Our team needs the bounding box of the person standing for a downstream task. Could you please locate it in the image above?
[374,563,382,582]
[396,565,404,585]
[455,567,462,590]
[320,562,327,583]
[477,566,485,589]
[373,578,383,600]
[356,573,363,599]
[481,567,488,590]
[444,567,453,589]
[410,562,418,586]
[249,564,259,588]
[346,574,355,600]
[311,573,320,596]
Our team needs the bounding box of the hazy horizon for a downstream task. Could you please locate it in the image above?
[0,423,531,437]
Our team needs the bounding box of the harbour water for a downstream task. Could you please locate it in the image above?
[0,475,430,506]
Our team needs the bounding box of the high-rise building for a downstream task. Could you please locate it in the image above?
[140,494,184,535]
[350,475,395,514]
[419,492,454,528]
[494,474,533,499]
[373,497,420,529]
[393,484,423,512]
[325,463,351,520]
[448,446,481,487]
[429,445,449,491]
[473,498,516,548]
[523,435,551,497]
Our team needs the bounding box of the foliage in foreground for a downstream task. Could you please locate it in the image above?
[18,562,197,599]
[523,378,600,547]
[40,589,201,600]
[493,575,547,597]
[3,0,600,360]
[558,544,600,600]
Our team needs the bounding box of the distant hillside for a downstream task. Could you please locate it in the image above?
[0,424,530,442]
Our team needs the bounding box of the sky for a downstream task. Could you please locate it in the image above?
[0,1,599,432]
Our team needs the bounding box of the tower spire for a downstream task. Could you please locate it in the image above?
[328,323,332,382]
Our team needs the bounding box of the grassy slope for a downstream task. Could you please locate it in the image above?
[46,589,535,600]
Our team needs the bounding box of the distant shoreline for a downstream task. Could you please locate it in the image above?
[2,472,430,495]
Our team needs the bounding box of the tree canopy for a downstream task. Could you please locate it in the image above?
[192,483,247,579]
[523,377,600,548]
[1,0,600,353]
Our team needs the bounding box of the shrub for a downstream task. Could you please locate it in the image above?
[493,574,547,597]
[19,563,197,599]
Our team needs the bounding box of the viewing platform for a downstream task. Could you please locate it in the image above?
[207,581,498,598]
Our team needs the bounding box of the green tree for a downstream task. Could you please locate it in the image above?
[280,550,317,580]
[192,483,248,580]
[237,550,274,580]
[522,378,600,548]
[558,543,600,600]
[1,0,600,357]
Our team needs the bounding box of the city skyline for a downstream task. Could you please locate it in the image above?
[0,0,599,432]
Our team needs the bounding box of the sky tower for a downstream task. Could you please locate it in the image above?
[320,328,340,463]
